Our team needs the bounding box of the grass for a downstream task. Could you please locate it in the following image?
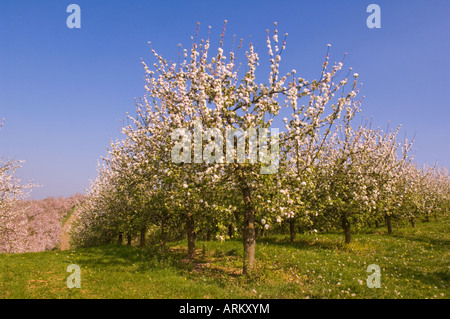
[0,217,448,299]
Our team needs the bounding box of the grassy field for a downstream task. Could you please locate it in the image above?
[0,217,448,299]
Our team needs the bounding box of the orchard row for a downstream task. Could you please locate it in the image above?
[71,23,449,274]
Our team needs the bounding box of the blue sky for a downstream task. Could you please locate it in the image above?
[1,0,449,199]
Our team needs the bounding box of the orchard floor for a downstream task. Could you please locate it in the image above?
[0,217,448,299]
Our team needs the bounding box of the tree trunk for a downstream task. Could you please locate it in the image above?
[410,217,416,228]
[118,232,123,244]
[127,234,132,246]
[242,185,256,275]
[160,219,167,247]
[186,213,196,259]
[228,224,233,239]
[139,226,146,247]
[385,214,393,234]
[375,220,379,229]
[341,214,351,244]
[289,218,296,243]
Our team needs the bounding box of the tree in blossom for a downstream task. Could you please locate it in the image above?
[76,22,364,273]
[17,194,83,252]
[0,120,36,253]
[73,22,450,275]
[0,159,31,253]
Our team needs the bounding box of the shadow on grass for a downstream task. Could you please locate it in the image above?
[394,264,450,289]
[258,236,348,251]
[389,233,450,249]
[73,243,242,280]
[72,244,184,271]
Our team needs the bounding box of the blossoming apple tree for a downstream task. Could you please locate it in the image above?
[74,22,449,275]
[0,121,36,253]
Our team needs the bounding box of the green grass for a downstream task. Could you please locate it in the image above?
[0,217,448,299]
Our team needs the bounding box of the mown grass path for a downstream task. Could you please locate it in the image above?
[59,208,79,251]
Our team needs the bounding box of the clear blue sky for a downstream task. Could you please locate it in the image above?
[1,0,449,199]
